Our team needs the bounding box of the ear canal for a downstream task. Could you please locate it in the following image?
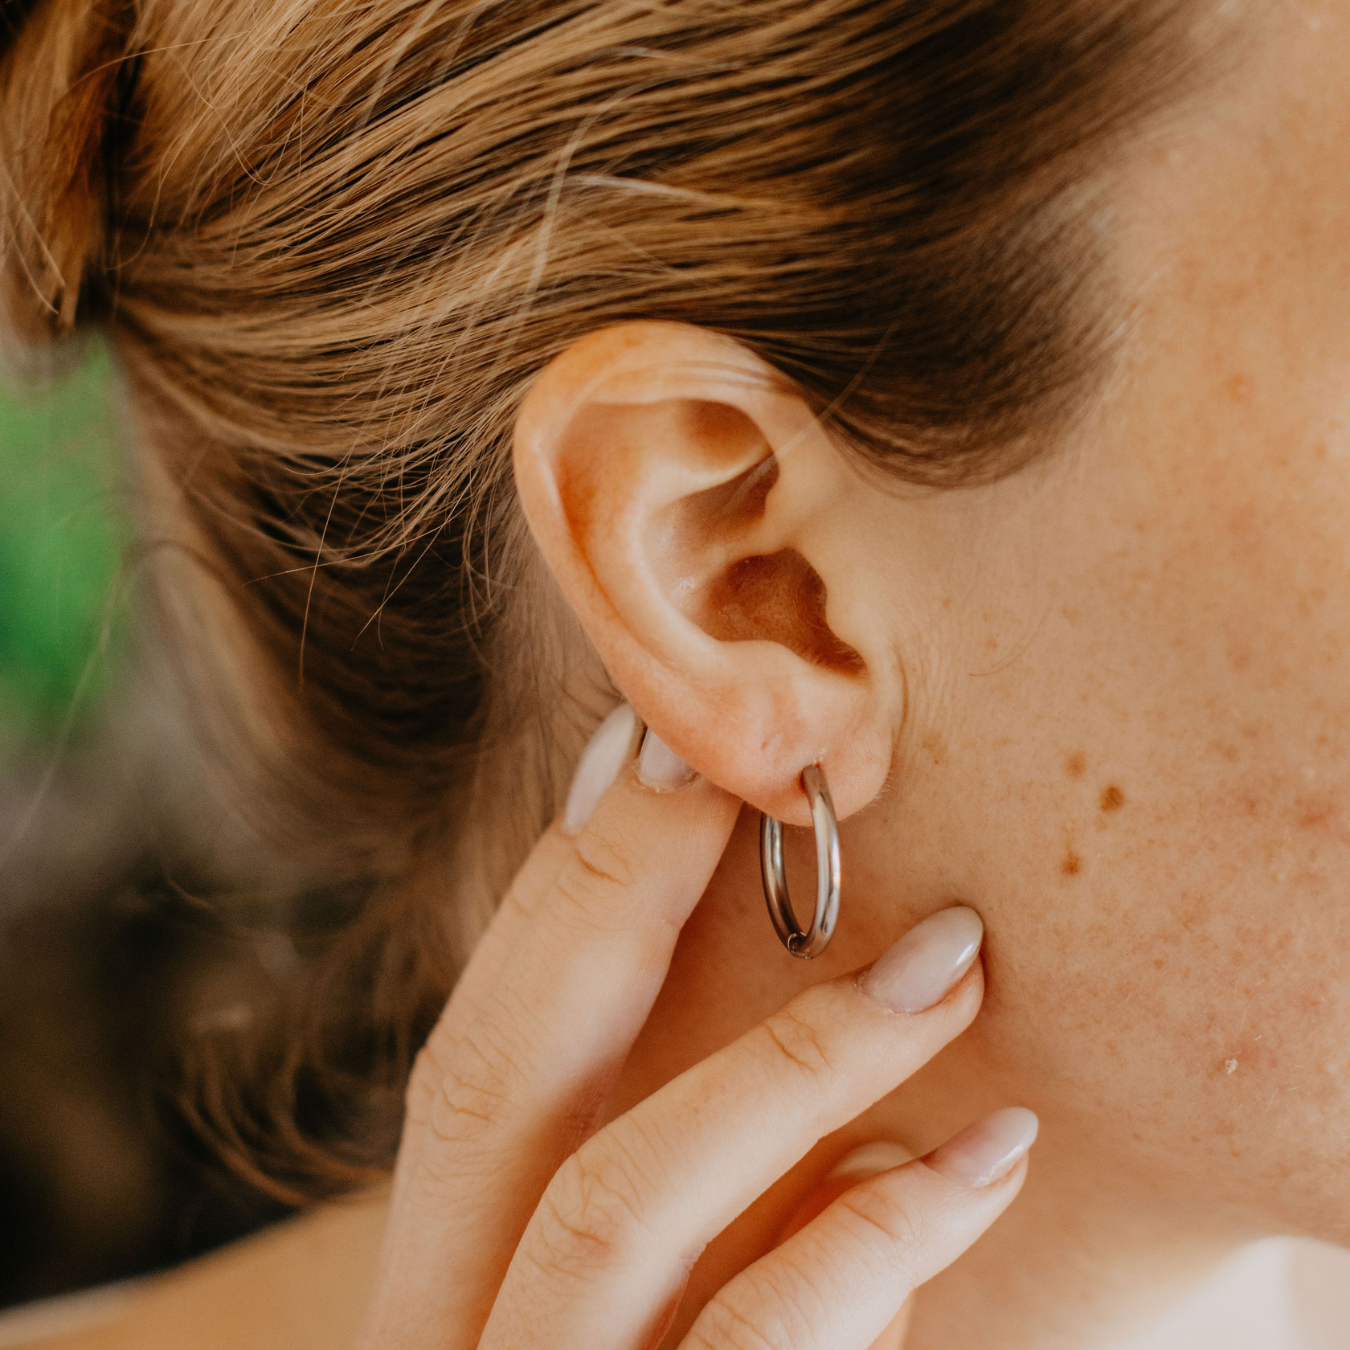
[700,549,863,673]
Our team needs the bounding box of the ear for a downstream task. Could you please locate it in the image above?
[513,322,901,825]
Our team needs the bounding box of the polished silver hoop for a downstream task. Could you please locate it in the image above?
[759,764,840,960]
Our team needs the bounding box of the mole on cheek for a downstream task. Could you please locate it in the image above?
[1100,785,1125,813]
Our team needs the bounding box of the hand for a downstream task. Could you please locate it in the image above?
[357,704,1036,1350]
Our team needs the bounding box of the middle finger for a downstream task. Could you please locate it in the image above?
[483,905,986,1349]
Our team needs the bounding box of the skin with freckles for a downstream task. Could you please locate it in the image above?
[516,6,1350,1347]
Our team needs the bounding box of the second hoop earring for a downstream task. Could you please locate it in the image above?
[759,764,840,960]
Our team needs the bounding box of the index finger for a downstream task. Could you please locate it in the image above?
[431,707,670,1056]
[367,708,738,1347]
[410,707,740,1150]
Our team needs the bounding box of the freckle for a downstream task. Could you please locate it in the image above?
[1100,785,1125,813]
[1226,373,1253,402]
[1066,752,1086,779]
[1297,799,1333,830]
[1061,848,1082,877]
[921,732,947,766]
[1152,957,1164,969]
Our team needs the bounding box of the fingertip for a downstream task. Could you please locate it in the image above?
[925,1106,1040,1189]
[637,727,698,791]
[861,906,984,1014]
[562,703,640,834]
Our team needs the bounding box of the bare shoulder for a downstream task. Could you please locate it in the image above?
[0,1193,389,1350]
[1288,1238,1350,1349]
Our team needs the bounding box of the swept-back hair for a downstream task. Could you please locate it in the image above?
[0,0,1209,1197]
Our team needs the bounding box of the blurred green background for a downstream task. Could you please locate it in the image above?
[0,345,127,746]
[0,352,291,1310]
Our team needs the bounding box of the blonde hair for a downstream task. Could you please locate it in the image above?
[2,0,1205,1197]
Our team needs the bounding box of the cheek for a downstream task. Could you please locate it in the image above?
[967,794,1350,1238]
[928,433,1350,1235]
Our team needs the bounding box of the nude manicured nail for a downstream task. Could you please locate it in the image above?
[563,704,638,834]
[926,1107,1039,1188]
[861,905,984,1013]
[638,728,696,791]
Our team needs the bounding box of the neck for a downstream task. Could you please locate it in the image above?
[902,1126,1261,1350]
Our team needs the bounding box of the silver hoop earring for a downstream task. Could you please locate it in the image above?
[759,764,840,960]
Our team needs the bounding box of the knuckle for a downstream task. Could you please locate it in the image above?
[531,1144,649,1279]
[414,1026,528,1153]
[835,1183,927,1258]
[688,1286,801,1350]
[572,819,640,893]
[694,1241,867,1350]
[758,1003,842,1088]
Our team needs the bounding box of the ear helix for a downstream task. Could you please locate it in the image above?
[759,765,840,959]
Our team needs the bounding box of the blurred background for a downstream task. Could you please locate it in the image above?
[0,347,293,1309]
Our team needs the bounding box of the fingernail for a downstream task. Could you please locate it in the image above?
[926,1107,1039,1188]
[563,704,638,834]
[827,1140,913,1180]
[637,728,696,791]
[861,906,984,1013]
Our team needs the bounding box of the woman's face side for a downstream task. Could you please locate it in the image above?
[609,0,1350,1255]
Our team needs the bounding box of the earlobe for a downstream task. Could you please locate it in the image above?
[513,321,896,825]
